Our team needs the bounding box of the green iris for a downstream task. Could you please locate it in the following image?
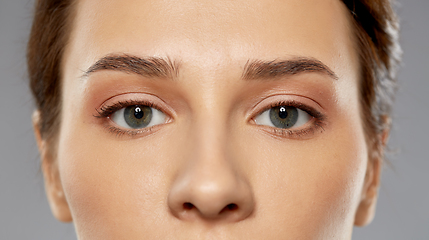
[269,106,298,128]
[123,105,153,129]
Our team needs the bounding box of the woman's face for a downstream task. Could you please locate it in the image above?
[39,0,380,239]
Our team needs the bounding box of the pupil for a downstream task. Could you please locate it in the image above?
[124,105,152,129]
[269,106,298,129]
[134,106,144,119]
[279,107,288,119]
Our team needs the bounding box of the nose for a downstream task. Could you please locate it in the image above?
[167,129,254,222]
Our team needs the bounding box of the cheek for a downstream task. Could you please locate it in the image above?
[244,116,368,238]
[56,118,178,238]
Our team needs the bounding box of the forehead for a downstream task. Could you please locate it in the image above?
[65,0,357,79]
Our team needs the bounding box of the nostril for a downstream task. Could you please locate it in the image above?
[227,203,238,211]
[183,202,194,210]
[219,203,238,214]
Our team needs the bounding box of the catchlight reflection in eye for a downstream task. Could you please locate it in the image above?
[111,105,166,129]
[254,106,311,129]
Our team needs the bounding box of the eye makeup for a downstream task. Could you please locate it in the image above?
[249,95,328,140]
[94,93,173,137]
[93,92,328,140]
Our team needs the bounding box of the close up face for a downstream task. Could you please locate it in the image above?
[36,0,382,239]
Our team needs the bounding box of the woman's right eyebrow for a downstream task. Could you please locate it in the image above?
[81,54,180,80]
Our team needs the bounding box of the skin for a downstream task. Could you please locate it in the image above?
[33,0,384,239]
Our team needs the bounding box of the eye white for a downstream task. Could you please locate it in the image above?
[254,107,311,128]
[110,107,166,129]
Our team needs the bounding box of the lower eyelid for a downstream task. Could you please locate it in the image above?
[103,124,160,137]
[255,118,326,140]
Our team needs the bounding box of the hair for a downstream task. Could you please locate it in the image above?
[27,0,401,158]
[342,0,401,160]
[28,0,74,146]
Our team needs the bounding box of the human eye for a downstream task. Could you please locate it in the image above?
[252,100,326,139]
[254,105,310,129]
[111,104,166,129]
[95,99,168,136]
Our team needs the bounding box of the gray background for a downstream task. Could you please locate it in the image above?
[0,0,428,239]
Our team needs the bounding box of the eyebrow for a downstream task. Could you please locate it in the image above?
[83,54,338,81]
[242,58,338,81]
[82,54,179,79]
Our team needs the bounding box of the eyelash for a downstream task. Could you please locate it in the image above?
[95,99,165,137]
[95,99,326,138]
[252,100,326,139]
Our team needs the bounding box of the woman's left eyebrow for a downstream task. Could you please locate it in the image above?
[81,54,179,79]
[242,58,339,81]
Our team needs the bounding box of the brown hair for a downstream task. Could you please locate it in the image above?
[28,0,401,157]
[342,0,401,158]
[28,0,74,143]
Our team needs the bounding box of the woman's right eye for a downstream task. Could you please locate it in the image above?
[110,105,167,129]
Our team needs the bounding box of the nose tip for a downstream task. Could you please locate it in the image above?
[168,173,254,222]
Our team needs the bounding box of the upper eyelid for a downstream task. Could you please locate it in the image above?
[246,94,322,119]
[260,101,309,114]
[250,93,324,111]
[95,93,176,119]
[95,100,155,119]
[249,99,323,123]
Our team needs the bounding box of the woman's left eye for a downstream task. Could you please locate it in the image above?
[110,105,167,129]
[254,106,311,129]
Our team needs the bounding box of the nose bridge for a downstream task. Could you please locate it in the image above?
[188,75,233,168]
[191,114,235,194]
[167,89,254,222]
[193,104,229,161]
